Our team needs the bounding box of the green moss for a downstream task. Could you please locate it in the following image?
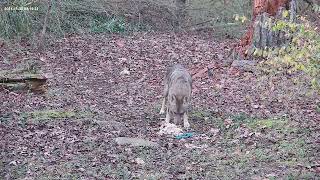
[278,139,307,159]
[24,110,76,120]
[190,110,211,119]
[284,171,318,179]
[254,148,271,162]
[248,118,288,129]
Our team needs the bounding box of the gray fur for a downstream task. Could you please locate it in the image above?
[160,64,192,128]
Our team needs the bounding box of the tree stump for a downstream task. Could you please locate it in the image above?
[236,0,298,59]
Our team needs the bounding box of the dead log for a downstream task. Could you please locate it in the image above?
[0,74,49,92]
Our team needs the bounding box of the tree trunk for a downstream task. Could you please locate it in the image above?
[236,0,297,59]
[175,0,187,27]
[38,0,52,50]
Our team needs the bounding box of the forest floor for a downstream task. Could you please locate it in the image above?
[0,31,319,179]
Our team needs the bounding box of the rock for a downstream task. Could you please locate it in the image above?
[115,137,158,147]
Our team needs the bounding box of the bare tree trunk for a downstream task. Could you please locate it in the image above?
[175,0,187,27]
[38,0,52,50]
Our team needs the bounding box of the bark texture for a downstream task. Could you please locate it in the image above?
[236,0,297,58]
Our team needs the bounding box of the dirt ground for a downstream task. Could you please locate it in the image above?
[0,31,319,179]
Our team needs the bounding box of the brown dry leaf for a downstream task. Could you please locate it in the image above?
[0,31,318,179]
[233,147,242,156]
[224,118,233,129]
[116,39,125,48]
[209,128,220,136]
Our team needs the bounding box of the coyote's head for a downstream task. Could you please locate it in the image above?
[168,82,191,122]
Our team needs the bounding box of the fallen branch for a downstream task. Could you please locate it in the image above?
[0,74,48,92]
[0,76,47,84]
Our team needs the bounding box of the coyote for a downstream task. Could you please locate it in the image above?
[160,64,192,128]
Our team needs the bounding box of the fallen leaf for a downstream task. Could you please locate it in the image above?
[135,158,145,165]
[120,68,130,75]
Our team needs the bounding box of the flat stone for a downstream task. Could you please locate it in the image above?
[115,137,158,147]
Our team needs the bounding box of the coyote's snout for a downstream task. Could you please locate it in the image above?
[160,64,192,128]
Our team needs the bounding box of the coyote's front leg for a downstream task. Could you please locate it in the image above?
[165,109,171,124]
[183,113,190,128]
[159,98,166,114]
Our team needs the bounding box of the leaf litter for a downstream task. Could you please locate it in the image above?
[0,31,319,179]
